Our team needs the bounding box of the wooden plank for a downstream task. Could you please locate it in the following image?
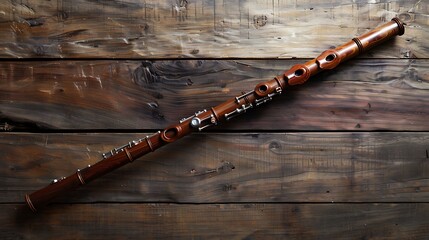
[3,203,429,239]
[0,0,426,58]
[1,59,428,131]
[2,132,428,203]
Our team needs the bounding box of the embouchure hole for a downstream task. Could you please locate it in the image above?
[294,69,304,77]
[325,54,335,62]
[258,85,268,93]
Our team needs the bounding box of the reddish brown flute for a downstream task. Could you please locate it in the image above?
[25,18,405,212]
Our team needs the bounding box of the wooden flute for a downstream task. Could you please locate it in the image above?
[25,18,405,212]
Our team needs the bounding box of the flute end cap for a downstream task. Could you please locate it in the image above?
[391,17,405,36]
[25,194,37,212]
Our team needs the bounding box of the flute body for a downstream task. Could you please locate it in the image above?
[25,18,405,212]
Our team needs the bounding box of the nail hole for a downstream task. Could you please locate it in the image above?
[294,69,304,77]
[325,54,335,62]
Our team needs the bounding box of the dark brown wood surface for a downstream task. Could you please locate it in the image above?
[0,0,426,58]
[1,132,429,203]
[4,204,429,239]
[1,0,428,239]
[1,59,428,131]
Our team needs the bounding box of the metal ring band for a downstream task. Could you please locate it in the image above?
[76,170,86,185]
[391,17,405,36]
[352,38,364,54]
[25,194,37,212]
[210,107,220,123]
[274,76,285,90]
[145,136,154,152]
[124,148,134,162]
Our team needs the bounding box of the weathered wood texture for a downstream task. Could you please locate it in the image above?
[2,132,428,203]
[1,59,428,131]
[3,203,429,239]
[1,0,428,239]
[0,0,427,58]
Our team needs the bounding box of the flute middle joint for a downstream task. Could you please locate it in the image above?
[180,109,207,123]
[235,90,255,104]
[51,176,66,184]
[190,114,217,131]
[224,103,253,121]
[255,87,282,106]
[101,131,160,159]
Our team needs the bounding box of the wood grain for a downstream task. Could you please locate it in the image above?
[1,59,428,131]
[2,132,428,203]
[0,0,428,239]
[0,0,426,58]
[3,203,429,239]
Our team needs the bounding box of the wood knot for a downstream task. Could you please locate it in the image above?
[222,184,236,192]
[147,102,164,120]
[133,61,161,87]
[269,141,281,150]
[190,49,199,55]
[25,18,45,27]
[218,161,235,173]
[253,15,268,29]
[34,45,46,56]
[398,12,414,23]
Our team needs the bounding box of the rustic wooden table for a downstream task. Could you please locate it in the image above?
[1,0,428,239]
